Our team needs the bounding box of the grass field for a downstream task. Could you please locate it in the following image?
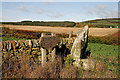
[87,43,119,75]
[76,18,119,28]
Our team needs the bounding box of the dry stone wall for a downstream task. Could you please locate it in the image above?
[1,38,75,64]
[2,25,88,67]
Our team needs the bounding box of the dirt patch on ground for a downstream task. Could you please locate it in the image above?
[1,24,119,37]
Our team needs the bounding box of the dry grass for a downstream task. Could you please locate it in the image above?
[2,52,77,78]
[1,24,119,36]
[2,52,118,78]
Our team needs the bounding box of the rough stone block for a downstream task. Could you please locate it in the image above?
[40,35,60,49]
[81,59,95,70]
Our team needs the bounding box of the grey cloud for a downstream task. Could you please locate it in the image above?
[83,4,118,18]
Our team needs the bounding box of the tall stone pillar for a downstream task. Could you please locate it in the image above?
[41,47,46,67]
[69,31,73,38]
[52,48,56,62]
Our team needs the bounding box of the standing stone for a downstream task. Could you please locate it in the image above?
[6,40,11,51]
[52,48,56,61]
[41,47,46,67]
[25,40,29,47]
[16,41,20,48]
[29,40,32,48]
[41,33,46,37]
[8,41,12,51]
[51,33,56,36]
[18,40,22,48]
[69,31,73,38]
[11,41,16,50]
[34,40,38,47]
[71,25,88,67]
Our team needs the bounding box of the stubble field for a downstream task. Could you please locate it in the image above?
[1,24,119,36]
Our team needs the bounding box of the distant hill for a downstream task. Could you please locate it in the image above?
[76,18,120,28]
[1,18,120,28]
[1,21,76,27]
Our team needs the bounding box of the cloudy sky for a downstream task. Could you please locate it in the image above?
[1,1,118,22]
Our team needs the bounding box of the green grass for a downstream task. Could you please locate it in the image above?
[87,43,118,58]
[76,18,120,28]
[1,37,27,41]
[87,43,119,74]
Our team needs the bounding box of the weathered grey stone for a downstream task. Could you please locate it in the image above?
[16,41,20,48]
[18,40,23,47]
[69,31,73,38]
[8,42,12,51]
[40,35,60,49]
[52,48,56,61]
[51,33,56,36]
[71,25,88,67]
[29,40,33,48]
[33,39,38,48]
[25,40,29,47]
[41,33,46,37]
[5,41,12,51]
[81,59,95,70]
[41,47,46,67]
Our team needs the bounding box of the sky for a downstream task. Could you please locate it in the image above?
[1,1,119,22]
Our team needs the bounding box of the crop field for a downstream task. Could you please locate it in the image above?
[1,24,119,36]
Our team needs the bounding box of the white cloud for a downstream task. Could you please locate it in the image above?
[83,4,118,18]
[36,8,52,14]
[46,12,62,18]
[17,5,29,12]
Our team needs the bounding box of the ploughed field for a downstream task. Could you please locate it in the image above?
[1,24,119,37]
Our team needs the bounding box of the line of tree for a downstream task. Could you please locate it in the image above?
[1,21,76,27]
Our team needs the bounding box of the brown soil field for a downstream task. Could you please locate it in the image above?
[1,24,119,36]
